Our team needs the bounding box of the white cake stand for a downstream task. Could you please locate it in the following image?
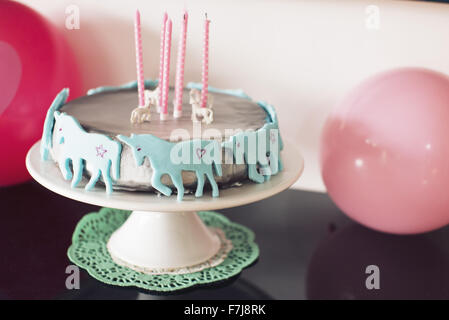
[26,140,304,274]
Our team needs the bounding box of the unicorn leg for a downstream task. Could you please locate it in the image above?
[269,154,279,175]
[59,157,73,181]
[130,110,137,123]
[206,171,219,197]
[205,110,213,124]
[85,169,101,191]
[195,172,205,197]
[263,166,272,182]
[98,161,113,194]
[71,158,83,188]
[151,171,172,196]
[248,164,265,184]
[170,171,184,201]
[244,151,264,183]
[101,169,113,195]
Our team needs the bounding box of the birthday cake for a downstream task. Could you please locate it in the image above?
[40,81,283,200]
[39,11,283,201]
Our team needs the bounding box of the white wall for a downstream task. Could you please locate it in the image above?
[18,0,449,192]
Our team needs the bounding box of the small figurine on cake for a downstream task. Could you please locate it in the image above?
[130,87,159,124]
[190,88,214,124]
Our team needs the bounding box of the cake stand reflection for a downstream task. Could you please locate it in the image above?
[26,140,303,276]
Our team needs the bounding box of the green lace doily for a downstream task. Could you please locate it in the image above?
[67,208,259,292]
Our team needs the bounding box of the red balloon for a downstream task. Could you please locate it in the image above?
[0,1,82,186]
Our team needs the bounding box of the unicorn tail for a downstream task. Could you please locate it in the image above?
[213,159,222,177]
[40,88,69,160]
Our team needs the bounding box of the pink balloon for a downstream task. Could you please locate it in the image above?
[0,1,82,186]
[321,68,449,234]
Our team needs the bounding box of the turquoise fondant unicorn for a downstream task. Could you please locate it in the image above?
[223,131,265,183]
[117,134,222,201]
[53,112,122,194]
[259,101,284,177]
[222,101,283,183]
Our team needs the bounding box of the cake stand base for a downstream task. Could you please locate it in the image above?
[67,209,259,292]
[107,210,232,274]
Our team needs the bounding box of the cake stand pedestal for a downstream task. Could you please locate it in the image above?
[26,140,303,275]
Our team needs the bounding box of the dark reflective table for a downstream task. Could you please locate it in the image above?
[1,181,448,299]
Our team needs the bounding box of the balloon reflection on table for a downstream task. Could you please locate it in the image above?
[306,222,449,299]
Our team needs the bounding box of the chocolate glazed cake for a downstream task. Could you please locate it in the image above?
[46,83,281,194]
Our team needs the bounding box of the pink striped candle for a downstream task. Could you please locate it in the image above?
[200,14,210,108]
[158,12,168,110]
[134,9,145,107]
[173,10,188,118]
[161,18,172,120]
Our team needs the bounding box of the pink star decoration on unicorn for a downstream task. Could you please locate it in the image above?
[96,145,108,158]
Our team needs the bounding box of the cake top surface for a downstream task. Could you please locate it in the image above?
[60,87,268,141]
